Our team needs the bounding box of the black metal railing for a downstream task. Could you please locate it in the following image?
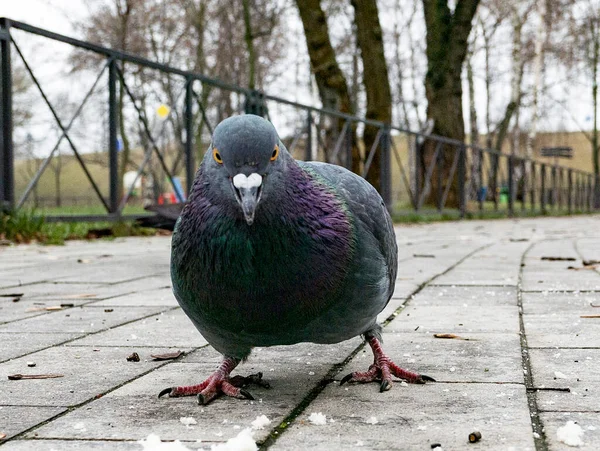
[1,17,599,222]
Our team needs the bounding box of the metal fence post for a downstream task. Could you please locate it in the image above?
[244,90,268,117]
[415,137,421,212]
[552,165,557,210]
[530,162,536,212]
[345,120,352,170]
[478,148,483,212]
[493,153,499,211]
[588,175,593,212]
[520,158,526,211]
[568,169,573,214]
[0,18,14,212]
[458,144,466,218]
[595,173,600,210]
[184,77,195,196]
[540,164,546,213]
[436,145,443,212]
[108,58,119,214]
[508,155,514,216]
[305,110,312,161]
[380,125,392,210]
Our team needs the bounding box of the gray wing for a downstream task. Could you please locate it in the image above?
[300,161,398,304]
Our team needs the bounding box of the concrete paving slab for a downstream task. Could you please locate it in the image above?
[540,412,600,450]
[0,332,80,362]
[269,382,534,451]
[0,406,66,442]
[524,314,600,348]
[340,332,523,384]
[65,309,207,348]
[0,345,167,407]
[0,305,170,334]
[530,348,600,412]
[90,287,177,308]
[385,304,519,334]
[412,285,517,307]
[522,291,600,315]
[0,440,154,451]
[27,360,339,444]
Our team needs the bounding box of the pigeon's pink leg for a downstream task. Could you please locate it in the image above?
[340,336,435,392]
[158,357,269,405]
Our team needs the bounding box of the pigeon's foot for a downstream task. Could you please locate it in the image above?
[340,336,435,392]
[158,357,270,405]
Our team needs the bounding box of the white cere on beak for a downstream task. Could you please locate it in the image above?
[233,173,262,189]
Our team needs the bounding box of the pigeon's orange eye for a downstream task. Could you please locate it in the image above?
[271,145,279,161]
[213,148,223,164]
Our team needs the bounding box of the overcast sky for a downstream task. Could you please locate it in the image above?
[0,0,89,36]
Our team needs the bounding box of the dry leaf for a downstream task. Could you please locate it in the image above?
[151,351,183,361]
[0,432,6,440]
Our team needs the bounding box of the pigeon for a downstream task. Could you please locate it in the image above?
[159,114,433,405]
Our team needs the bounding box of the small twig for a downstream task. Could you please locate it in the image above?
[580,315,600,318]
[8,373,64,380]
[529,387,571,392]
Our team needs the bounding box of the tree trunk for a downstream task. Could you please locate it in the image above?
[295,0,360,174]
[592,17,600,207]
[466,34,480,201]
[422,0,479,208]
[525,0,548,162]
[242,0,256,90]
[351,0,392,193]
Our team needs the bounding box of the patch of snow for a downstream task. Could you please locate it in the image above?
[554,371,569,379]
[73,422,86,431]
[138,434,191,450]
[179,417,197,428]
[365,416,378,425]
[557,421,584,447]
[308,412,327,425]
[251,415,271,430]
[210,428,257,451]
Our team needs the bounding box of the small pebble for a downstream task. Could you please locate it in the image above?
[27,362,36,368]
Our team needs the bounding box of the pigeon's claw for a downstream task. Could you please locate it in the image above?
[158,387,174,398]
[339,336,434,391]
[159,357,270,405]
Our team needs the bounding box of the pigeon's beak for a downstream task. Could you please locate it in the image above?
[232,173,263,226]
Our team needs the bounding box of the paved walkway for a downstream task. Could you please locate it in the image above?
[1,216,599,450]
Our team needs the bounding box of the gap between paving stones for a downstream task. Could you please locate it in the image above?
[258,242,494,449]
[518,240,549,451]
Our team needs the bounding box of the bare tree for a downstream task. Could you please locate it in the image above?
[295,0,361,173]
[421,0,480,207]
[351,0,392,192]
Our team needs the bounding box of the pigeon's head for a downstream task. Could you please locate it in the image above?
[204,114,289,225]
